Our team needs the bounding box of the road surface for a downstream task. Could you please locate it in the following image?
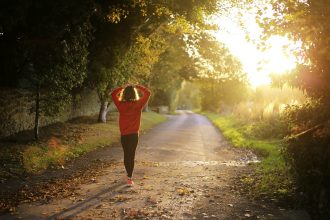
[2,111,309,219]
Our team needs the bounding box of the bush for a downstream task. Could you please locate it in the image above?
[242,118,288,140]
[283,100,330,218]
[285,133,330,218]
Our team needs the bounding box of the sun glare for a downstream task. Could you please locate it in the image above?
[210,3,300,88]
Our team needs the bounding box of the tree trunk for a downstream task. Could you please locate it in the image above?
[144,102,150,112]
[34,86,40,140]
[98,100,109,123]
[143,81,151,112]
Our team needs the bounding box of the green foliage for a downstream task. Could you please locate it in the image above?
[282,100,330,217]
[261,0,330,100]
[149,38,197,111]
[232,85,306,126]
[87,12,132,102]
[0,0,92,139]
[284,99,328,129]
[85,0,220,118]
[1,0,221,125]
[199,78,248,112]
[191,34,249,112]
[267,3,330,208]
[258,1,330,215]
[1,0,92,90]
[123,32,167,84]
[242,118,289,140]
[205,113,274,156]
[3,112,165,175]
[204,112,293,200]
[284,134,330,217]
[177,81,201,110]
[140,111,167,130]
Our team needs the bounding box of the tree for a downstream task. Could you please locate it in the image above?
[86,0,220,121]
[87,24,128,123]
[0,0,92,140]
[177,81,201,110]
[258,1,330,216]
[193,34,248,111]
[149,36,199,112]
[87,1,166,122]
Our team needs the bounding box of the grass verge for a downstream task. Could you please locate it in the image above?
[203,112,293,201]
[0,111,166,177]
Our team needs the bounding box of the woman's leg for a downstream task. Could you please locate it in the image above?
[121,133,139,178]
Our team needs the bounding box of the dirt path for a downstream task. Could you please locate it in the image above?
[1,111,309,220]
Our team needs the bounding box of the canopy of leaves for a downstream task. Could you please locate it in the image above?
[0,0,92,115]
[149,37,197,110]
[259,0,330,102]
[86,0,220,103]
[259,1,330,216]
[191,34,248,111]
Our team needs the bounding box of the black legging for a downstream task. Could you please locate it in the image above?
[121,133,138,178]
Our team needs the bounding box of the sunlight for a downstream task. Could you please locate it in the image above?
[209,2,300,88]
[261,36,298,74]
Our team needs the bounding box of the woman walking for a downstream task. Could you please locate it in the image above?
[111,84,151,186]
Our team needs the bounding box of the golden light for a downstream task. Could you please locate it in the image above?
[260,36,298,75]
[209,3,300,88]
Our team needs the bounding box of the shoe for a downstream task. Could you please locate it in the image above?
[127,179,134,186]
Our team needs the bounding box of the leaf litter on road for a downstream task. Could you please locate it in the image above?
[176,187,191,196]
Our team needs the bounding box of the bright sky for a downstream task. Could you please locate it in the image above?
[210,2,300,87]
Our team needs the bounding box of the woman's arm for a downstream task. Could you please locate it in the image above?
[111,87,123,107]
[135,85,151,107]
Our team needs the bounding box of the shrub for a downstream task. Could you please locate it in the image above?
[283,100,330,218]
[242,118,289,140]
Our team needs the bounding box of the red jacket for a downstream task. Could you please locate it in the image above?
[111,85,151,135]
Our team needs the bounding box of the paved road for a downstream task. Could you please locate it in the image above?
[138,111,241,162]
[1,111,309,220]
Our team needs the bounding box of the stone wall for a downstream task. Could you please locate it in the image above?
[0,88,101,138]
